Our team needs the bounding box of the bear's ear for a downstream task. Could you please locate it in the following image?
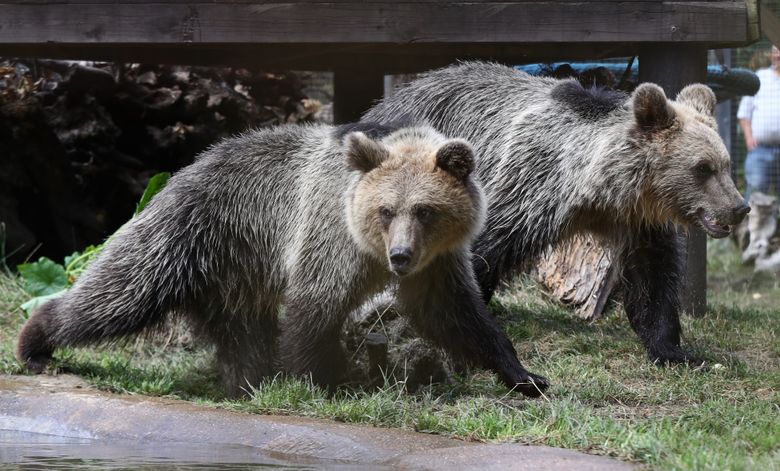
[676,84,716,116]
[632,83,676,132]
[344,132,389,173]
[436,139,475,180]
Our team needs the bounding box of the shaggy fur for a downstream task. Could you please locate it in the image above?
[16,123,547,398]
[364,62,749,366]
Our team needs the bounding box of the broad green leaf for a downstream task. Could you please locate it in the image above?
[135,172,171,215]
[20,289,68,316]
[17,257,69,296]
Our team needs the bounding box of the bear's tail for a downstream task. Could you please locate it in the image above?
[15,221,188,372]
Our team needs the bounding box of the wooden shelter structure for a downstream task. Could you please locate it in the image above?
[0,0,764,313]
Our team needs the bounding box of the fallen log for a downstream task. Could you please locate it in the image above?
[534,234,622,321]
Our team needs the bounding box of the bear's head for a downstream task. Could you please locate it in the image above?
[630,83,749,238]
[344,127,485,276]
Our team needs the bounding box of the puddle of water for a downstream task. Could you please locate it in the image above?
[0,430,370,470]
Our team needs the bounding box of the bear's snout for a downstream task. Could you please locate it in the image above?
[389,246,413,275]
[734,202,751,221]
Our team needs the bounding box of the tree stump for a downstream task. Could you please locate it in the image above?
[534,235,622,321]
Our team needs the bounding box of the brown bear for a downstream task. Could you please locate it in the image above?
[364,62,749,368]
[17,123,548,398]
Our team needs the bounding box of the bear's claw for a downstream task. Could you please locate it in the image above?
[511,372,550,398]
[649,346,706,369]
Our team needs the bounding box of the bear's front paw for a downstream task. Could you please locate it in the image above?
[504,370,549,398]
[649,346,706,369]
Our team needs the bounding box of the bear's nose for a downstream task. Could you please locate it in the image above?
[735,203,751,219]
[389,247,413,271]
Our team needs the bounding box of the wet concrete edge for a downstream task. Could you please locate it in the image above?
[0,374,634,470]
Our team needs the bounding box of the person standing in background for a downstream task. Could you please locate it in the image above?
[739,45,780,200]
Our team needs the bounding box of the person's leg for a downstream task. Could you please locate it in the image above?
[771,145,780,199]
[744,145,774,201]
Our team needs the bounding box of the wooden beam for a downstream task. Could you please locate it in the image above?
[747,0,761,42]
[639,46,708,317]
[0,44,606,74]
[0,2,754,45]
[0,42,639,72]
[761,1,780,46]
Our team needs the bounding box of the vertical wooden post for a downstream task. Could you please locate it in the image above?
[333,69,385,124]
[714,49,737,181]
[639,46,708,316]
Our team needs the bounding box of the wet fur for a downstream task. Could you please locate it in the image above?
[364,62,745,366]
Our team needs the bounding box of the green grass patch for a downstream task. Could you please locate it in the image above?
[1,243,778,470]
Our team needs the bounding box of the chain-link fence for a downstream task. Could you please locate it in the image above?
[717,42,777,193]
[709,41,780,303]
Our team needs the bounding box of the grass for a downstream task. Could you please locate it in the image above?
[1,240,778,470]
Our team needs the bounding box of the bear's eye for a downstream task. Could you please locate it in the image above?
[693,162,715,178]
[379,207,394,224]
[415,206,435,223]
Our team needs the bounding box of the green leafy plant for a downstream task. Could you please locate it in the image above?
[17,172,170,315]
[63,245,103,283]
[17,257,69,296]
[135,172,170,215]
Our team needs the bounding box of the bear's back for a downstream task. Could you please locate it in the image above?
[132,124,354,293]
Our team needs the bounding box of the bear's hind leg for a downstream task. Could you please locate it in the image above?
[16,298,59,372]
[16,263,170,374]
[200,303,280,398]
[280,294,353,391]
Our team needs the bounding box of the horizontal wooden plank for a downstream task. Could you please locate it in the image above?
[1,0,749,3]
[0,2,752,44]
[0,41,721,73]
